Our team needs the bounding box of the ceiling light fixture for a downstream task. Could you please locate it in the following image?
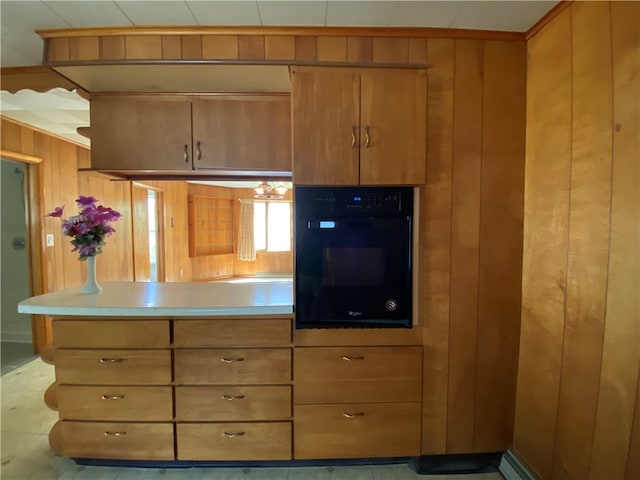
[254,182,288,200]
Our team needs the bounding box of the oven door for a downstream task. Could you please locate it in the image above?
[295,216,412,328]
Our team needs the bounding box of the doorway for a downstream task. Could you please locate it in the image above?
[0,159,36,374]
[132,184,164,282]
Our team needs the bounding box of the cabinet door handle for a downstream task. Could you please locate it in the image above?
[342,355,365,361]
[351,125,358,148]
[364,125,371,148]
[104,431,127,436]
[223,431,245,438]
[221,357,245,363]
[343,411,365,419]
[99,358,126,364]
[183,144,189,163]
[195,141,202,161]
[101,394,125,400]
[221,394,245,401]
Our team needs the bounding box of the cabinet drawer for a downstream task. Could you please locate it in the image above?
[53,320,170,348]
[58,385,173,421]
[177,422,291,460]
[60,421,174,460]
[55,349,171,385]
[294,403,421,459]
[176,386,291,421]
[175,349,291,384]
[294,346,422,404]
[174,319,291,347]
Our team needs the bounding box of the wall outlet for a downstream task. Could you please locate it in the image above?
[46,234,54,247]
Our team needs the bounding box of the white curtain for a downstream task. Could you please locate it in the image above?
[238,199,256,261]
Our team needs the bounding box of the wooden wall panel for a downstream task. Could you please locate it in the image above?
[239,35,265,60]
[100,36,125,60]
[125,35,162,59]
[202,35,238,59]
[316,36,347,62]
[474,40,526,452]
[161,36,181,59]
[372,37,409,63]
[421,38,455,454]
[181,35,202,59]
[552,3,613,479]
[589,1,640,478]
[347,37,373,63]
[515,2,640,479]
[513,9,572,479]
[69,37,99,61]
[265,36,295,60]
[446,38,483,453]
[295,37,317,61]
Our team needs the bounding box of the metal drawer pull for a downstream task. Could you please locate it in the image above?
[104,431,126,436]
[220,357,244,363]
[101,394,125,401]
[183,144,189,163]
[99,358,126,364]
[351,125,357,148]
[196,141,202,160]
[364,125,371,148]
[221,394,245,401]
[342,355,365,361]
[343,411,365,419]
[223,431,245,438]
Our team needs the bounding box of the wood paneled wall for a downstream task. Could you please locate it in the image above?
[514,2,640,479]
[1,117,136,347]
[420,38,526,454]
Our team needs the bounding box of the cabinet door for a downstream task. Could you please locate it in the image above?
[359,69,427,185]
[90,96,192,171]
[291,67,360,185]
[192,96,291,172]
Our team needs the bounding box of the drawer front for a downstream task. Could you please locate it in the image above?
[58,385,173,421]
[176,386,291,421]
[177,422,291,460]
[53,320,170,348]
[175,349,291,384]
[294,346,422,404]
[294,403,421,459]
[174,319,291,347]
[60,421,174,460]
[55,349,172,385]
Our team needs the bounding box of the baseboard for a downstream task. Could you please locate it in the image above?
[1,331,33,343]
[500,449,539,480]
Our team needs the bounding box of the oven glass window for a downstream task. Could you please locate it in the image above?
[322,247,384,286]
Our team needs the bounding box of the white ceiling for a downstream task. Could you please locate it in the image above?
[0,0,558,148]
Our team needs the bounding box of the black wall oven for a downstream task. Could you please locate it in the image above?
[295,186,414,329]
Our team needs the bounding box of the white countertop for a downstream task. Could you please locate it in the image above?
[17,281,293,317]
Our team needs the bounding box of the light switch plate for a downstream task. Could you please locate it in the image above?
[46,234,54,247]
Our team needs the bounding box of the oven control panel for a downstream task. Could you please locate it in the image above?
[296,186,412,216]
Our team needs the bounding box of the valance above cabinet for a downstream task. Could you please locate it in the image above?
[89,94,291,175]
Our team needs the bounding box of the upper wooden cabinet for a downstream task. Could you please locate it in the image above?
[90,95,291,173]
[291,67,427,185]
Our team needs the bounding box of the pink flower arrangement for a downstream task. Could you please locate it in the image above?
[47,196,121,260]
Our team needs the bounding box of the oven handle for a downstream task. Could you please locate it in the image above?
[306,218,409,230]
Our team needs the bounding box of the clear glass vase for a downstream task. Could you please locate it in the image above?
[82,255,101,294]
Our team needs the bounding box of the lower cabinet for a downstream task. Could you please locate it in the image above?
[49,316,423,462]
[294,403,421,459]
[177,422,292,460]
[60,421,175,460]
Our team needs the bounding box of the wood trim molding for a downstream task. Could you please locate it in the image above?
[526,0,574,40]
[0,149,43,164]
[37,25,525,42]
[0,66,86,94]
